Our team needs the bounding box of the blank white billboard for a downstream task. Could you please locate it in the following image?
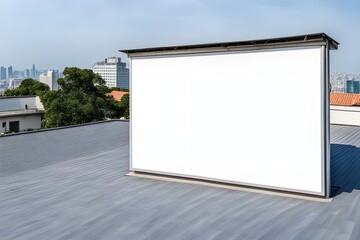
[131,47,325,195]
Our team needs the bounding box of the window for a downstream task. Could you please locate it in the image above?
[9,121,20,132]
[2,122,6,128]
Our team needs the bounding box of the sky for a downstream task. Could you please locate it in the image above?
[0,0,359,73]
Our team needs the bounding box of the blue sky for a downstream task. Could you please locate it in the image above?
[0,0,359,73]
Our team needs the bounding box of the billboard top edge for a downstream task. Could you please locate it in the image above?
[119,33,339,57]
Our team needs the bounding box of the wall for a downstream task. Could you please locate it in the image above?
[330,105,360,126]
[0,96,44,112]
[0,114,42,133]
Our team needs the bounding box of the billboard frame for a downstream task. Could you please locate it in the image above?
[121,33,338,198]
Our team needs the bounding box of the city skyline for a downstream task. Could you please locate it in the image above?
[0,64,62,79]
[0,0,359,73]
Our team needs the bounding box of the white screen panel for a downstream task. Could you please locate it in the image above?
[131,47,324,195]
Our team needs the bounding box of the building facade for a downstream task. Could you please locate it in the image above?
[31,64,36,79]
[39,70,59,90]
[330,92,360,126]
[346,79,360,94]
[24,69,30,78]
[9,78,24,89]
[0,66,6,80]
[0,96,44,133]
[7,66,13,79]
[93,57,129,89]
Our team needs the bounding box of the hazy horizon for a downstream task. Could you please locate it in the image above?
[0,0,359,73]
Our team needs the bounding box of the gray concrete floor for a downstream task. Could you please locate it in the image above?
[1,121,360,240]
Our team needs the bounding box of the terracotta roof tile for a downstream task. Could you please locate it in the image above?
[107,90,129,101]
[330,92,360,106]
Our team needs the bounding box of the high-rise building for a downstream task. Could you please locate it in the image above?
[346,80,360,94]
[354,81,360,94]
[24,69,30,78]
[53,70,60,80]
[0,66,6,80]
[346,80,354,93]
[92,57,129,89]
[31,64,36,79]
[7,66,13,79]
[39,70,58,90]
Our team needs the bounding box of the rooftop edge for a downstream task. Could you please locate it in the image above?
[0,95,38,99]
[119,33,339,57]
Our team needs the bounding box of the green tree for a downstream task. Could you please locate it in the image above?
[41,67,122,128]
[3,78,50,97]
[119,93,130,119]
[108,87,129,92]
[96,85,111,95]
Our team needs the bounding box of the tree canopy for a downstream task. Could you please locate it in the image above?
[108,87,129,92]
[2,68,129,128]
[41,67,124,128]
[118,93,129,119]
[3,78,50,96]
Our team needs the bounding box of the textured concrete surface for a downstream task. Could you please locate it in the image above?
[1,121,360,239]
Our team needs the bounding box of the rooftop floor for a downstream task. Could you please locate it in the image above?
[1,121,360,240]
[0,109,43,117]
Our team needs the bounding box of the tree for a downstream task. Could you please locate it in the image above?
[119,93,130,119]
[3,78,50,97]
[96,85,111,95]
[108,87,129,92]
[41,67,123,128]
[2,69,126,128]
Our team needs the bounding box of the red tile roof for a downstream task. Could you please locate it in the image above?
[330,92,360,106]
[107,90,129,101]
[108,91,360,106]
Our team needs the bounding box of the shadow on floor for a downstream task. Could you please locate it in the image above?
[331,143,360,197]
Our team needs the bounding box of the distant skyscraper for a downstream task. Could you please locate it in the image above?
[7,66,13,79]
[0,66,6,80]
[346,80,354,93]
[354,81,360,94]
[39,70,58,90]
[53,70,60,80]
[346,80,360,94]
[24,69,30,78]
[92,57,129,89]
[31,64,36,79]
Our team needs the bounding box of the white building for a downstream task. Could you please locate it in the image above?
[39,70,58,90]
[8,78,24,89]
[0,96,44,134]
[93,57,129,89]
[330,92,360,126]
